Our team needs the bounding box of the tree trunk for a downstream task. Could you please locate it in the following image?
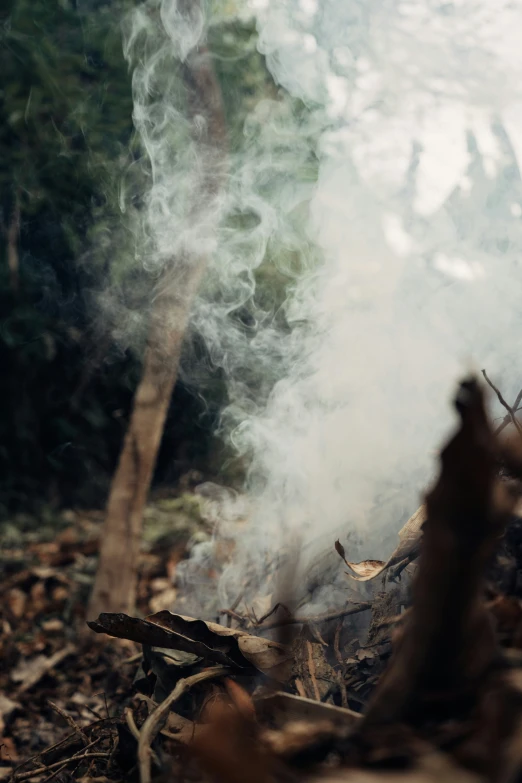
[87,42,226,621]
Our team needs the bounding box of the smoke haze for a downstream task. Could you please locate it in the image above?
[121,0,522,610]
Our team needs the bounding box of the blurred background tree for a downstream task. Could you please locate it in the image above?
[0,0,313,519]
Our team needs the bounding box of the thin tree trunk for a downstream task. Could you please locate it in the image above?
[87,42,226,621]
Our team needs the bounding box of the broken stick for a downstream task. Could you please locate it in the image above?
[361,377,522,728]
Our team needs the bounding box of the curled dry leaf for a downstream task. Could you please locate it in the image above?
[88,610,291,681]
[338,504,426,583]
[334,538,388,581]
[334,539,348,566]
[345,560,387,581]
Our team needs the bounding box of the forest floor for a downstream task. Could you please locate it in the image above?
[0,494,212,781]
[4,381,522,783]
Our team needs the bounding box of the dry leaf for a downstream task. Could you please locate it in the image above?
[88,610,291,680]
[6,588,26,619]
[0,736,19,762]
[149,587,178,614]
[335,539,348,566]
[340,506,425,584]
[0,695,20,735]
[11,644,75,693]
[41,618,64,633]
[345,560,387,581]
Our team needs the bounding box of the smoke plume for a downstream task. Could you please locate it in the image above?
[121,0,522,612]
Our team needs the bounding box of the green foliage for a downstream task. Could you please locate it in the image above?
[0,0,319,516]
[0,0,139,514]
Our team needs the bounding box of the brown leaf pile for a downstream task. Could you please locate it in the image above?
[7,376,522,783]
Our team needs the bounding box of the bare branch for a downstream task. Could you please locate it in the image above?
[482,369,522,438]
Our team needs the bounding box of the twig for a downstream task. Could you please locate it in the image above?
[13,733,78,773]
[257,602,371,631]
[495,403,522,435]
[512,388,522,412]
[333,619,343,667]
[219,608,249,627]
[47,700,89,745]
[12,719,119,777]
[333,619,349,708]
[125,707,161,768]
[336,669,349,710]
[14,753,109,782]
[295,678,307,698]
[41,761,81,783]
[253,602,291,626]
[121,652,143,665]
[482,370,522,437]
[138,666,229,783]
[38,738,106,783]
[124,707,141,741]
[309,623,328,646]
[306,641,321,701]
[230,590,244,613]
[80,703,104,721]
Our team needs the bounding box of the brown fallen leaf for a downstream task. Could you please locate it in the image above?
[335,540,388,583]
[345,560,387,581]
[0,735,18,763]
[148,587,178,614]
[11,644,75,693]
[335,539,349,566]
[6,588,26,619]
[88,610,291,680]
[0,694,20,736]
[41,618,65,633]
[345,492,522,586]
[336,505,426,584]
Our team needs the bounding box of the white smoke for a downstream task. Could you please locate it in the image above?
[120,0,522,613]
[217,0,522,606]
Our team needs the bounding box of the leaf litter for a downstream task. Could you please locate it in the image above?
[5,377,522,782]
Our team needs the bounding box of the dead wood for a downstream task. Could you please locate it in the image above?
[361,377,521,729]
[482,370,522,438]
[138,666,228,783]
[11,377,522,783]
